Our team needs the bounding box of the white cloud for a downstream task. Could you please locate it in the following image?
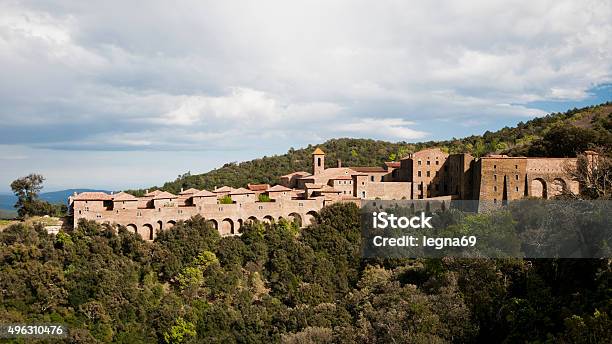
[0,0,609,153]
[156,87,343,127]
[342,118,428,140]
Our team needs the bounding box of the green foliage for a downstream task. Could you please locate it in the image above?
[164,317,196,343]
[10,173,66,218]
[0,203,610,342]
[218,195,233,204]
[258,193,272,202]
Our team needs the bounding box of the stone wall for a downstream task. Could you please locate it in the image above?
[363,182,412,200]
[526,158,579,196]
[73,198,324,239]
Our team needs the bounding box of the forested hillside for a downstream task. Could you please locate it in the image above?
[135,103,611,195]
[1,204,610,343]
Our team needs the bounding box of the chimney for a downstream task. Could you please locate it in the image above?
[337,159,342,168]
[145,189,149,194]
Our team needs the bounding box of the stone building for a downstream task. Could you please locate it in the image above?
[71,147,587,240]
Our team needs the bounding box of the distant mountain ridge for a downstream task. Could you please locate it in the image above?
[127,102,611,196]
[0,188,110,212]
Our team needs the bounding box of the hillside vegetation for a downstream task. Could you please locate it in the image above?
[1,204,610,342]
[133,103,611,195]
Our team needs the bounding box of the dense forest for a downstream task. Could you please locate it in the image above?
[132,103,612,195]
[1,203,610,343]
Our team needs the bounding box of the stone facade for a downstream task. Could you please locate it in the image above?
[71,147,590,240]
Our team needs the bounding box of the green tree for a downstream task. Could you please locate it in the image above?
[258,193,272,202]
[10,173,45,218]
[219,195,233,204]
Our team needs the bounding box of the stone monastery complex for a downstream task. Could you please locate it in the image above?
[70,147,595,240]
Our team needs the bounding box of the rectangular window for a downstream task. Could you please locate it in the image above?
[418,171,422,177]
[515,187,519,192]
[515,175,519,180]
[427,160,431,165]
[426,171,430,177]
[370,176,374,182]
[418,160,422,165]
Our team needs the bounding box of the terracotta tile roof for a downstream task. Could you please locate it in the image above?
[385,161,401,168]
[230,187,255,195]
[320,185,341,193]
[179,188,200,195]
[312,147,325,155]
[214,186,233,193]
[73,192,113,201]
[193,189,216,197]
[144,190,162,197]
[248,183,270,191]
[153,191,177,200]
[412,147,446,156]
[304,183,323,189]
[280,171,310,178]
[351,166,387,173]
[330,175,353,180]
[267,185,292,192]
[112,192,138,201]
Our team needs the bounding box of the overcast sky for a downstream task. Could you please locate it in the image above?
[0,0,611,192]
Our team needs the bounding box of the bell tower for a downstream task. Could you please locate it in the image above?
[312,147,325,175]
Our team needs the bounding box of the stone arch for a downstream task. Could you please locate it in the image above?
[304,210,318,225]
[126,224,137,233]
[550,178,567,197]
[530,178,547,199]
[157,220,163,231]
[166,220,176,229]
[220,218,234,236]
[288,212,302,226]
[263,215,274,224]
[139,224,154,240]
[207,219,218,230]
[237,219,243,231]
[247,216,258,223]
